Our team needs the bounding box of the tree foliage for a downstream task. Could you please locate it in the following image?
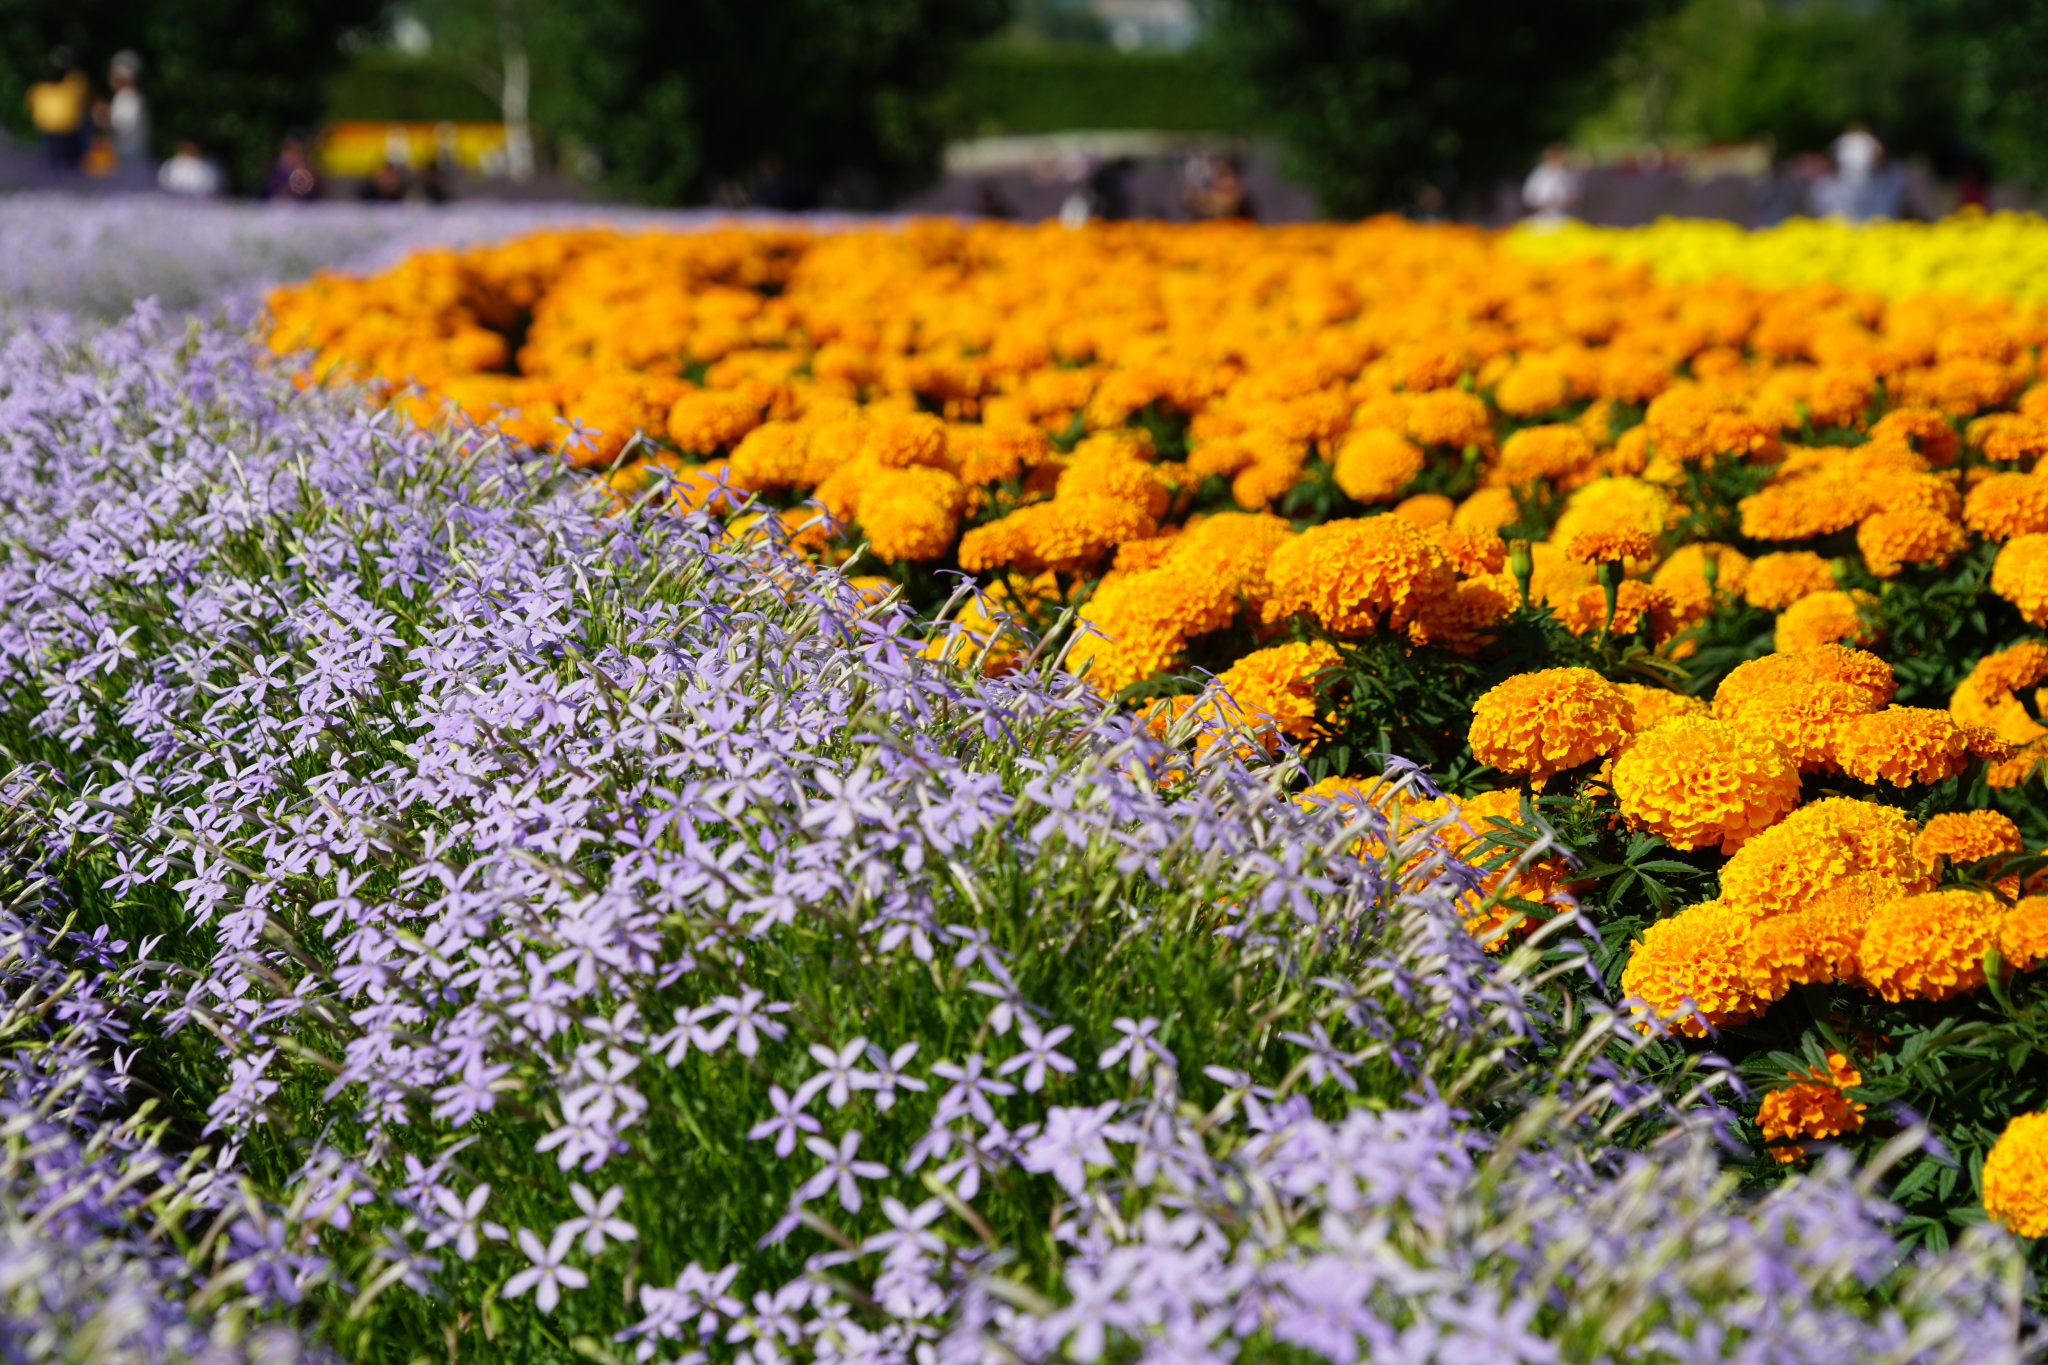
[0,0,379,190]
[1206,0,1675,217]
[550,0,1010,206]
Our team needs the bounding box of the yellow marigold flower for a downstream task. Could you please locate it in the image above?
[2001,896,2048,971]
[1392,492,1456,526]
[1743,551,1839,610]
[1716,646,1896,722]
[1855,508,1970,577]
[1831,706,1971,787]
[1719,796,1932,917]
[1963,472,2048,540]
[1549,476,1676,549]
[1614,683,1708,734]
[1992,533,2048,625]
[1208,641,1341,742]
[1858,888,2002,1002]
[1774,589,1878,653]
[1332,428,1425,503]
[1652,543,1752,622]
[1758,1054,1866,1163]
[1984,1112,2048,1238]
[1468,667,1629,783]
[855,466,968,562]
[1495,424,1596,483]
[1622,899,1781,1036]
[1554,580,1679,641]
[1916,810,2024,868]
[1563,529,1654,566]
[1611,714,1801,853]
[1405,388,1491,448]
[1263,516,1456,635]
[1723,681,1879,771]
[1868,406,1959,465]
[666,390,763,453]
[1452,485,1521,535]
[1425,525,1506,577]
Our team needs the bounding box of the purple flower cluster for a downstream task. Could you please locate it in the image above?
[0,303,2030,1360]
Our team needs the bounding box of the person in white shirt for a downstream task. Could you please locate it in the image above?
[108,51,149,165]
[1522,143,1583,222]
[158,139,221,196]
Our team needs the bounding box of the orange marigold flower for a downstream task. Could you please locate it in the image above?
[1723,681,1880,771]
[1407,573,1517,652]
[1743,551,1838,610]
[666,390,764,453]
[1719,797,1932,917]
[1716,646,1896,722]
[1758,1055,1866,1163]
[1950,640,2048,745]
[1622,899,1781,1036]
[1332,428,1425,503]
[1393,492,1456,526]
[1831,706,1971,787]
[1984,1112,2048,1238]
[1916,810,2024,869]
[1992,533,2048,626]
[1747,878,1884,991]
[1563,529,1654,566]
[854,466,968,562]
[1405,388,1491,448]
[1425,526,1506,577]
[1858,888,2002,1002]
[1963,472,2048,541]
[1549,476,1676,549]
[1493,363,1574,417]
[1495,424,1596,483]
[2002,896,2048,971]
[1452,486,1521,535]
[1554,580,1679,641]
[1610,715,1800,853]
[1614,682,1708,734]
[1651,543,1752,622]
[1867,406,1960,465]
[1773,589,1878,653]
[1207,641,1342,742]
[1468,667,1629,783]
[1991,738,2048,789]
[1855,507,1970,578]
[1263,516,1457,635]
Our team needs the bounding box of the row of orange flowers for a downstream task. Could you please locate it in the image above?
[269,217,2048,1233]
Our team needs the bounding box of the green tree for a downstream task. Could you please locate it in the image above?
[1898,0,2048,186]
[552,0,1010,206]
[0,0,380,191]
[1207,0,1676,216]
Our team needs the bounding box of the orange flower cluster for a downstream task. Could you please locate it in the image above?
[1757,1051,1867,1163]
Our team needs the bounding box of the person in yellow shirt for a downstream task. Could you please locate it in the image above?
[26,49,90,171]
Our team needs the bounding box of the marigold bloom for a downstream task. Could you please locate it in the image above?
[1831,706,1971,787]
[1614,682,1708,734]
[1495,424,1595,483]
[1743,551,1838,610]
[854,466,968,561]
[1468,667,1629,783]
[1859,888,2002,1002]
[1405,388,1491,448]
[667,391,763,453]
[1651,543,1751,622]
[1963,472,2048,540]
[1949,640,2048,745]
[1758,1053,1866,1163]
[1723,681,1878,771]
[1563,529,1654,566]
[1549,476,1676,549]
[1992,533,2048,625]
[1916,810,2024,868]
[2002,896,2048,971]
[1868,406,1960,464]
[1493,363,1574,417]
[1208,641,1342,742]
[1716,646,1896,722]
[1610,714,1800,853]
[1332,428,1425,503]
[1452,485,1521,535]
[1855,508,1970,578]
[1773,589,1878,653]
[1984,1112,2048,1238]
[1263,516,1456,635]
[1622,899,1781,1035]
[1425,525,1507,577]
[1746,878,1885,990]
[1719,797,1932,917]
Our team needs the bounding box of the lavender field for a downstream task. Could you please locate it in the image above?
[0,204,2035,1362]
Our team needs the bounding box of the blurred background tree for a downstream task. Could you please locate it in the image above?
[1204,0,1679,215]
[0,0,379,189]
[547,0,1010,206]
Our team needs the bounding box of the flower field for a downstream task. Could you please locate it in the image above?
[2,212,2047,1361]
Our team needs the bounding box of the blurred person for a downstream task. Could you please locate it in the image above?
[359,159,408,202]
[82,99,117,175]
[1185,155,1256,221]
[266,134,321,202]
[1522,142,1582,221]
[158,138,221,196]
[108,51,149,164]
[1834,122,1881,187]
[412,157,451,204]
[974,181,1016,219]
[26,48,90,171]
[1087,156,1135,221]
